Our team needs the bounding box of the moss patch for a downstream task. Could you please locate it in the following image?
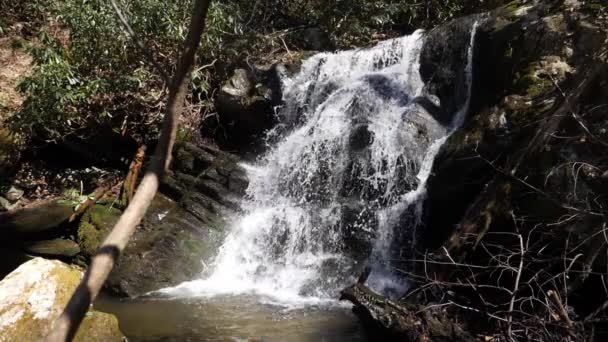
[514,67,554,98]
[503,0,533,19]
[74,311,122,342]
[77,204,122,257]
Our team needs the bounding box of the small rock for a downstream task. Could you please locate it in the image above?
[5,186,24,202]
[222,68,253,97]
[22,239,81,257]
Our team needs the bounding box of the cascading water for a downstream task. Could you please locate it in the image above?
[162,24,478,305]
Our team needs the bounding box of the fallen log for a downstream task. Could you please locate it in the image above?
[340,282,474,342]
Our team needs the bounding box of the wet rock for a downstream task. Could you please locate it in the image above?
[0,258,122,341]
[22,238,80,257]
[105,194,227,297]
[349,124,374,150]
[422,0,608,250]
[102,142,248,297]
[420,14,481,124]
[162,142,248,206]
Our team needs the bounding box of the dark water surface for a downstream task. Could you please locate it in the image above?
[96,294,367,341]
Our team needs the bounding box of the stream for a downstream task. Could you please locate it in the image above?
[96,294,365,341]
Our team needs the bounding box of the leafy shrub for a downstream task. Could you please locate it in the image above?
[9,0,503,144]
[11,0,241,143]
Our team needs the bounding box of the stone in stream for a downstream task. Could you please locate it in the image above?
[0,200,74,237]
[0,258,122,341]
[22,238,81,257]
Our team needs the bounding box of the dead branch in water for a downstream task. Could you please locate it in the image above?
[46,1,212,341]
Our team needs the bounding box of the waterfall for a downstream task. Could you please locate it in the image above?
[162,24,478,305]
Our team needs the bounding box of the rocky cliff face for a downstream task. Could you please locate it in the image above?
[344,1,608,340]
[425,0,607,250]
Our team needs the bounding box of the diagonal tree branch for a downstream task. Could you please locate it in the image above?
[46,1,212,341]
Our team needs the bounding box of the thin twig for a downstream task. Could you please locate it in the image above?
[507,233,525,341]
[548,74,608,148]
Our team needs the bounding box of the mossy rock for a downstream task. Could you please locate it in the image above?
[74,311,122,342]
[0,258,122,341]
[77,204,122,257]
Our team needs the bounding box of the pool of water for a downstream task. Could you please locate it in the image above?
[95,294,367,341]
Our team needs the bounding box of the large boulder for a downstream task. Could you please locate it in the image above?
[0,258,122,341]
[213,65,283,152]
[103,193,229,297]
[0,142,248,298]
